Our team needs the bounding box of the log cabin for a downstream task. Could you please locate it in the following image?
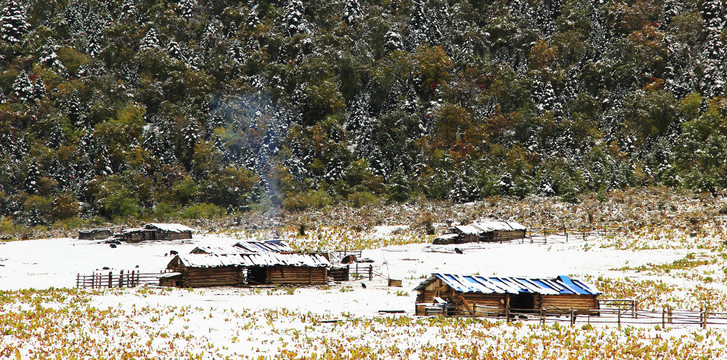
[163,241,330,288]
[117,223,195,242]
[414,274,600,316]
[433,219,527,244]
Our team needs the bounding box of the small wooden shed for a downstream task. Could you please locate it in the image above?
[414,274,600,316]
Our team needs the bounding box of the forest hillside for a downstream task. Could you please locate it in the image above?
[0,0,725,228]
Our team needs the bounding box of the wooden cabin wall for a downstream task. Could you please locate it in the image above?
[415,278,508,315]
[182,267,243,287]
[162,231,192,240]
[266,266,327,285]
[540,295,599,313]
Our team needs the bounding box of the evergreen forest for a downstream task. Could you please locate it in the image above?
[1,0,726,228]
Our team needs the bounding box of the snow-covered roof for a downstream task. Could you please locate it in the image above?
[234,240,293,253]
[434,234,459,240]
[191,245,256,255]
[414,274,600,296]
[454,219,526,235]
[174,252,330,269]
[191,240,295,255]
[145,223,195,233]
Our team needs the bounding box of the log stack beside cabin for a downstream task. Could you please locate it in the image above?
[414,274,600,316]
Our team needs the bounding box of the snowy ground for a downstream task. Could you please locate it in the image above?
[2,228,727,359]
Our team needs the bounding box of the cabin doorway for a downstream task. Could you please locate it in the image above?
[247,267,267,284]
[510,293,535,311]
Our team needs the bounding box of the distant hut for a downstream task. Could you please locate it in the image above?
[164,240,330,288]
[144,223,194,240]
[78,228,113,240]
[414,274,600,316]
[119,223,194,242]
[433,219,526,244]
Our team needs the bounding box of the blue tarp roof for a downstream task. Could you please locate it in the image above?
[414,273,601,296]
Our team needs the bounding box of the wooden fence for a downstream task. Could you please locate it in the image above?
[347,263,386,281]
[421,298,727,329]
[76,270,169,289]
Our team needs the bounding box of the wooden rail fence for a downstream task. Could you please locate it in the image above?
[76,270,170,289]
[421,299,726,329]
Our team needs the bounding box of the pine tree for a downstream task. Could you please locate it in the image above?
[701,0,725,97]
[246,4,260,29]
[178,0,196,19]
[0,0,29,44]
[342,0,363,26]
[139,27,160,51]
[119,0,139,23]
[383,28,403,53]
[281,0,308,36]
[24,162,40,194]
[166,40,184,60]
[406,0,429,50]
[39,45,66,71]
[12,71,33,102]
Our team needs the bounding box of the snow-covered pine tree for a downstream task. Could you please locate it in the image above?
[39,45,66,71]
[383,28,403,53]
[166,40,184,60]
[406,0,429,50]
[281,0,308,36]
[660,0,682,29]
[32,75,46,101]
[12,71,33,102]
[178,0,196,19]
[86,27,103,57]
[0,0,29,44]
[246,4,260,29]
[701,0,725,98]
[342,0,363,26]
[24,161,40,194]
[535,0,562,36]
[119,0,139,23]
[139,27,160,51]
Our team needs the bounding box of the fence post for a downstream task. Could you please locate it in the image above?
[76,274,80,288]
[632,300,637,318]
[108,271,112,288]
[565,228,568,243]
[703,309,708,329]
[570,308,575,327]
[617,309,621,329]
[668,307,672,324]
[368,265,373,281]
[662,308,665,328]
[119,270,124,287]
[540,308,545,326]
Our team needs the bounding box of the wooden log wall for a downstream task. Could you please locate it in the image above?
[540,294,599,314]
[266,266,327,285]
[182,267,243,288]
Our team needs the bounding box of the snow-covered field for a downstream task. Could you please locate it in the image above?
[2,227,727,359]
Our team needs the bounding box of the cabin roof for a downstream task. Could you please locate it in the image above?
[145,223,195,232]
[414,274,600,296]
[234,240,294,253]
[172,252,330,269]
[191,240,295,255]
[453,219,526,235]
